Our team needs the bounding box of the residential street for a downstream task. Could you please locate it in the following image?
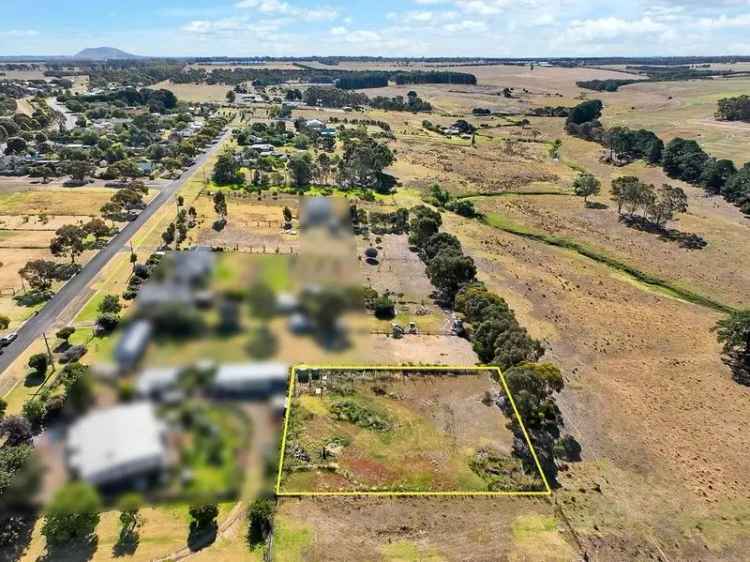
[0,130,229,376]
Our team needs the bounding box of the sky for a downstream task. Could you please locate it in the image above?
[2,0,750,57]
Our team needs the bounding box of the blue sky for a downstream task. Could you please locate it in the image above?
[2,0,750,57]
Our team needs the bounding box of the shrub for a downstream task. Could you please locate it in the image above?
[41,482,101,546]
[247,496,274,546]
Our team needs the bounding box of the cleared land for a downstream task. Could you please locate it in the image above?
[152,80,234,103]
[279,368,545,495]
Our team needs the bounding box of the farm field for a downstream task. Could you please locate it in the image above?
[267,64,750,560]
[3,50,750,562]
[152,80,234,102]
[278,368,544,494]
[601,77,750,165]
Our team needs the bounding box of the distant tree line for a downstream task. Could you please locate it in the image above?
[76,88,177,113]
[577,67,748,92]
[370,92,432,112]
[303,86,369,108]
[526,106,570,117]
[393,71,477,85]
[565,99,750,215]
[576,78,646,92]
[335,73,390,89]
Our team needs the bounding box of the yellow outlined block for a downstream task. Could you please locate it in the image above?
[275,365,552,497]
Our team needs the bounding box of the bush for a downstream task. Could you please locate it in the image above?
[96,312,120,334]
[59,344,87,364]
[247,496,274,546]
[373,294,396,320]
[0,415,32,445]
[55,327,75,341]
[247,325,278,359]
[28,353,49,375]
[41,482,101,546]
[98,294,122,315]
[22,399,47,427]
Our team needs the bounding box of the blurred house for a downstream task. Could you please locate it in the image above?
[211,362,289,397]
[114,320,153,373]
[66,402,168,488]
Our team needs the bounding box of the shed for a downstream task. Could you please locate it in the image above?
[115,320,153,372]
[211,362,288,397]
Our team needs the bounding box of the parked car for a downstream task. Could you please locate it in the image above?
[0,332,18,348]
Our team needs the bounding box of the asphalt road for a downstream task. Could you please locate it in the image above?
[0,131,229,376]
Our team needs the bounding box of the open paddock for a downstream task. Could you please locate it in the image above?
[279,367,545,495]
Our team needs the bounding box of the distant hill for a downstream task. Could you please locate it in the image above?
[73,47,142,60]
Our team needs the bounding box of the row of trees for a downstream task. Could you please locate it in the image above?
[565,99,750,215]
[371,92,432,113]
[402,204,573,482]
[610,177,688,228]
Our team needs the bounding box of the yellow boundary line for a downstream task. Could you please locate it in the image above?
[275,365,552,497]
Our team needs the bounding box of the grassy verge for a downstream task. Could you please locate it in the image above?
[481,212,735,314]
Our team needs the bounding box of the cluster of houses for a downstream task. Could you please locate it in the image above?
[68,248,290,490]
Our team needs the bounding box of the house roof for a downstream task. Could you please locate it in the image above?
[66,402,167,485]
[213,362,289,389]
[115,320,152,361]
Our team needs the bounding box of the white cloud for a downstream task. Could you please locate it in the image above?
[0,29,39,37]
[443,20,488,32]
[182,17,285,35]
[234,0,338,21]
[564,16,669,41]
[697,13,750,28]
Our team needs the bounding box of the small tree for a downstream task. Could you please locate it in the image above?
[19,259,59,291]
[50,225,85,264]
[116,493,143,550]
[213,192,228,222]
[56,326,76,344]
[189,503,218,533]
[42,482,101,546]
[0,415,32,446]
[247,281,276,319]
[162,223,176,247]
[282,206,293,223]
[246,325,278,359]
[0,314,10,330]
[714,310,750,384]
[28,353,49,376]
[247,496,274,546]
[98,294,122,315]
[572,172,601,206]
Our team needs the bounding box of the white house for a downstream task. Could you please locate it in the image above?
[66,402,169,487]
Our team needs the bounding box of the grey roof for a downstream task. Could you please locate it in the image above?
[136,366,180,396]
[66,402,167,485]
[213,362,288,390]
[115,320,152,364]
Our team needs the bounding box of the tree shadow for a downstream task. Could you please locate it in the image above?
[621,215,707,250]
[112,531,139,557]
[0,511,37,562]
[53,341,71,354]
[37,536,98,562]
[585,201,608,210]
[24,371,46,387]
[187,523,217,552]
